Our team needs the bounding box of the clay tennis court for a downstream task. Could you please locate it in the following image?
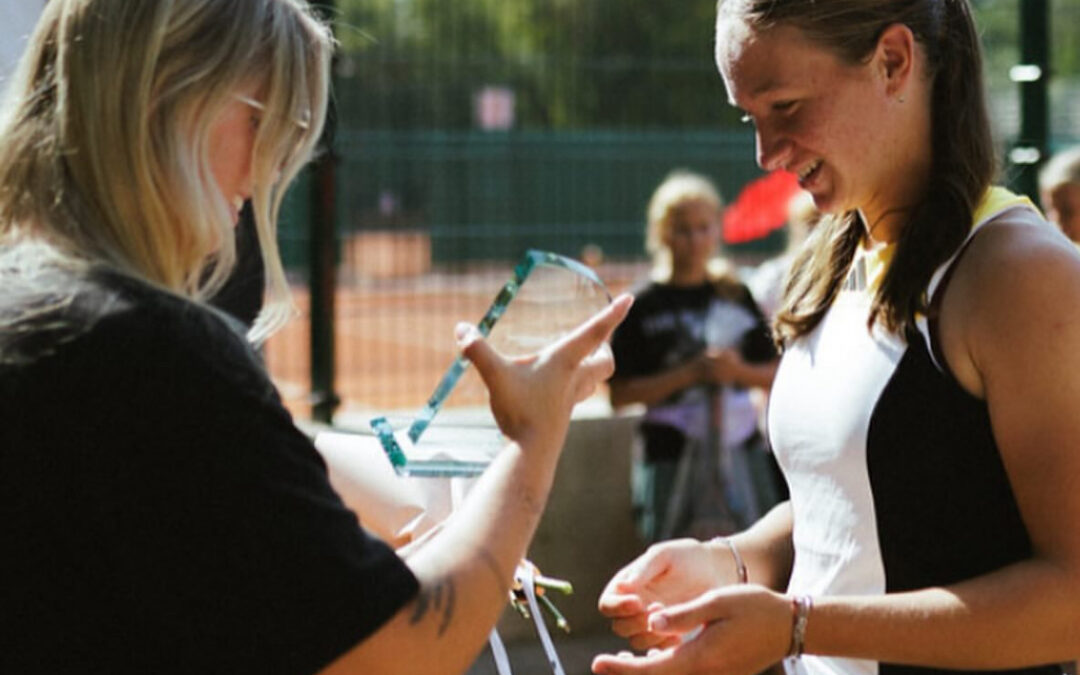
[264,260,643,421]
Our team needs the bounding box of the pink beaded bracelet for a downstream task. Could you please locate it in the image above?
[787,594,813,658]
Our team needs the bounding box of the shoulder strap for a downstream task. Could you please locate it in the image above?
[915,187,1042,374]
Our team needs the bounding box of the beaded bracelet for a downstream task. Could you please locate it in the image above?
[787,595,813,658]
[712,537,748,584]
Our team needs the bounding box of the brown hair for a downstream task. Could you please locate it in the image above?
[716,0,995,345]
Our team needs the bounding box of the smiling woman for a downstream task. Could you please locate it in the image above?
[595,1,1080,675]
[719,22,931,237]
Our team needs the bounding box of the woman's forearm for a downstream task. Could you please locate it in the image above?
[322,439,563,675]
[728,501,794,591]
[807,556,1080,668]
[609,362,700,409]
[733,359,779,390]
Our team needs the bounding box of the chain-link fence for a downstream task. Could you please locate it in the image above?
[265,0,1080,421]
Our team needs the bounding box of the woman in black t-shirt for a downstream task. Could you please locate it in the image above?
[609,170,781,543]
[0,2,630,673]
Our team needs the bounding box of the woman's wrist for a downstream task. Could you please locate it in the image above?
[497,440,560,503]
[689,355,710,386]
[786,594,814,659]
[708,536,749,585]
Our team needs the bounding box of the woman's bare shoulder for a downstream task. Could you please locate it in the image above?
[954,207,1080,307]
[941,206,1080,395]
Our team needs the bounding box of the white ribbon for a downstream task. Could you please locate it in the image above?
[516,563,567,675]
[488,628,512,675]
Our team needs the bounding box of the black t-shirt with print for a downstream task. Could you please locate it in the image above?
[610,279,774,460]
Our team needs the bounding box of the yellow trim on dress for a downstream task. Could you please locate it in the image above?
[973,186,1038,225]
[853,186,1040,295]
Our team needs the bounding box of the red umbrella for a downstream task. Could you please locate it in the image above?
[722,170,802,244]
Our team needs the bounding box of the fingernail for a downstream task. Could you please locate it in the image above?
[455,322,479,345]
[649,613,668,631]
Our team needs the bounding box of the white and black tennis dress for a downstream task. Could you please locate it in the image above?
[767,188,1064,675]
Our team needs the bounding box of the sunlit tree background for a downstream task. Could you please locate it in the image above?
[334,0,1079,137]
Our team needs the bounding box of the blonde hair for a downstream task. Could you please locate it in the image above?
[1039,145,1080,194]
[645,170,732,283]
[0,0,333,343]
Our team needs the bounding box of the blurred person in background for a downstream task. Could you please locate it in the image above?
[746,190,821,321]
[1038,144,1080,244]
[608,169,782,545]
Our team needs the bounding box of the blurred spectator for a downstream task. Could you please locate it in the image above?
[609,170,782,543]
[744,190,820,321]
[581,242,605,270]
[1039,144,1080,243]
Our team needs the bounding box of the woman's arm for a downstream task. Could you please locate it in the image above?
[596,502,793,652]
[609,351,778,409]
[609,359,703,409]
[321,295,633,675]
[729,501,793,590]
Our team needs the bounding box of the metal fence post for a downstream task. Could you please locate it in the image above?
[309,0,339,423]
[1009,0,1049,203]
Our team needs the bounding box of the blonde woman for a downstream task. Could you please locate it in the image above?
[0,2,630,673]
[609,170,780,544]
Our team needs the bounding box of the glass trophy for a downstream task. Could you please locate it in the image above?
[371,249,612,477]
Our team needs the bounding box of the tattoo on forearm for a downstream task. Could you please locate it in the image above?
[409,548,512,637]
[410,576,456,636]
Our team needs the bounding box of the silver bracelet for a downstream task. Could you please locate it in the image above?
[787,594,813,658]
[712,537,748,584]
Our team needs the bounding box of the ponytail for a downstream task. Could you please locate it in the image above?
[870,0,994,335]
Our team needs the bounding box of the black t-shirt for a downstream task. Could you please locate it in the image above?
[0,268,418,674]
[611,279,774,393]
[210,202,265,329]
[610,279,775,460]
